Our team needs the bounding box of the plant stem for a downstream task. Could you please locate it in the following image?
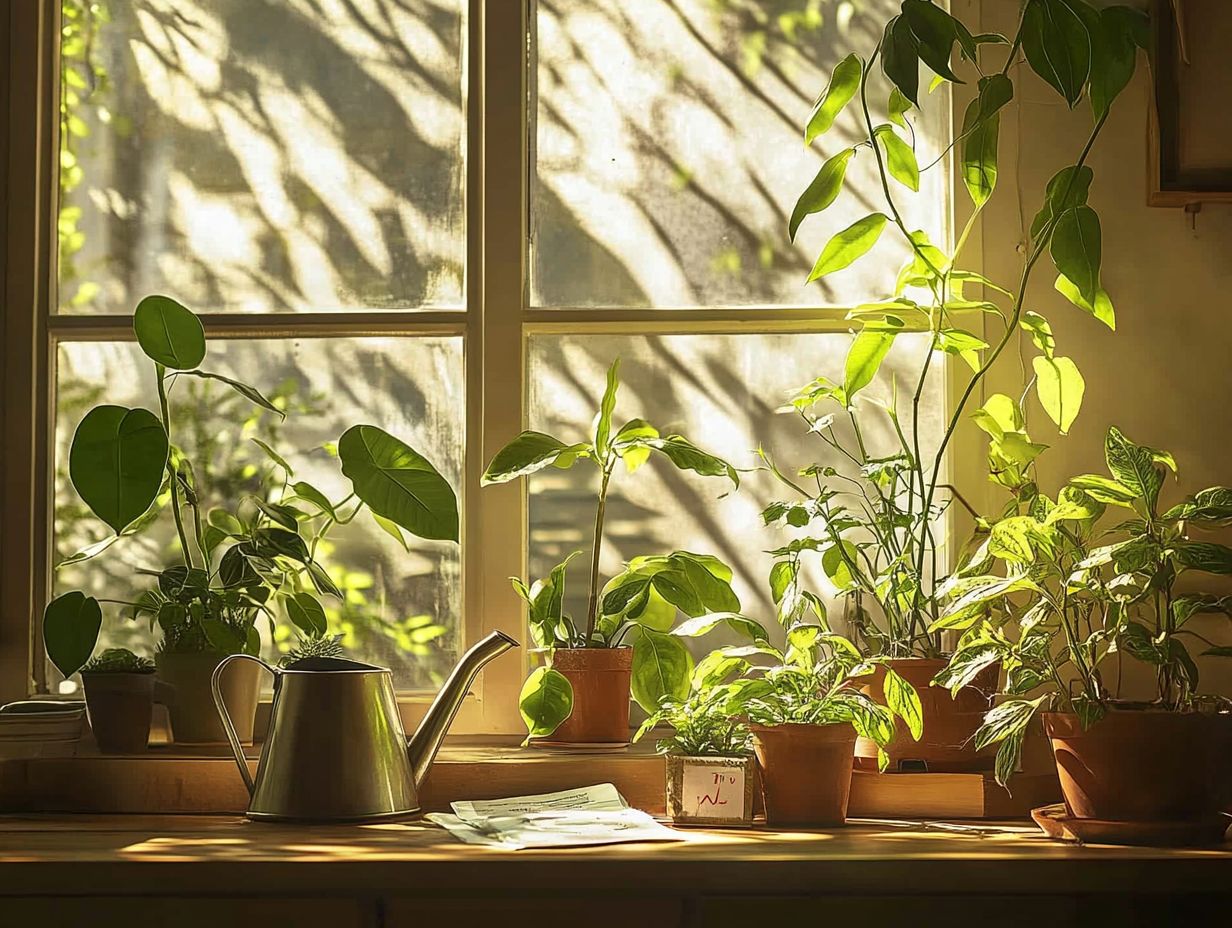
[156,366,195,570]
[584,461,614,644]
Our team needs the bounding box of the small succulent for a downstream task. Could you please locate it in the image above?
[280,634,346,668]
[81,648,156,674]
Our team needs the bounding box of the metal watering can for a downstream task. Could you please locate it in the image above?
[212,631,517,822]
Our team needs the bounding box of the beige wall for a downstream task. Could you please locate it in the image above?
[972,0,1232,695]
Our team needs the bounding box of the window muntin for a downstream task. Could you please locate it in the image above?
[16,0,952,720]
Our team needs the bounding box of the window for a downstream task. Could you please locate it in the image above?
[3,0,950,732]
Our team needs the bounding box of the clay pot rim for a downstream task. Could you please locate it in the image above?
[749,721,856,736]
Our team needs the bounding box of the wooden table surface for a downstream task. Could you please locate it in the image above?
[0,814,1227,898]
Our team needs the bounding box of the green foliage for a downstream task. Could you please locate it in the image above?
[338,425,459,543]
[43,591,103,679]
[781,0,1143,660]
[939,427,1232,788]
[82,648,155,674]
[50,296,458,672]
[486,359,748,739]
[69,406,168,534]
[635,683,753,757]
[805,54,862,144]
[280,633,346,668]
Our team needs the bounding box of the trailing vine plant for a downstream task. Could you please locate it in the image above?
[767,0,1148,659]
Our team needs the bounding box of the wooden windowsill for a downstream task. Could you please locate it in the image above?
[0,741,669,815]
[0,812,1227,902]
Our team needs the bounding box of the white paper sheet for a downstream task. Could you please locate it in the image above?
[426,783,686,850]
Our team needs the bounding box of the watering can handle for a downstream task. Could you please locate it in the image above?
[211,653,276,797]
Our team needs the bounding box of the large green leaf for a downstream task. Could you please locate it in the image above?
[844,320,901,402]
[592,359,620,458]
[789,147,855,242]
[631,628,692,712]
[69,405,169,534]
[670,612,769,642]
[181,370,285,419]
[43,591,102,678]
[1090,5,1145,119]
[482,431,585,484]
[519,667,573,742]
[883,667,923,741]
[651,553,741,617]
[1055,274,1115,330]
[1175,543,1232,576]
[807,213,887,282]
[1050,205,1102,304]
[974,696,1045,751]
[874,125,919,191]
[517,550,582,648]
[132,294,206,370]
[902,0,968,83]
[1030,165,1093,240]
[1104,425,1163,511]
[806,53,862,143]
[1020,311,1055,358]
[881,15,920,106]
[1022,0,1092,108]
[1033,354,1085,435]
[642,435,739,487]
[285,591,328,636]
[1165,487,1232,526]
[338,425,459,542]
[959,75,1013,207]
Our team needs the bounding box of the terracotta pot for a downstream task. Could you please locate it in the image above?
[665,754,756,827]
[751,722,857,827]
[81,672,156,754]
[1043,709,1232,822]
[539,647,633,745]
[157,651,262,745]
[854,657,998,773]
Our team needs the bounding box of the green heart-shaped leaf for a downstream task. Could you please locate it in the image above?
[43,591,102,678]
[133,295,205,370]
[69,405,169,534]
[339,425,459,542]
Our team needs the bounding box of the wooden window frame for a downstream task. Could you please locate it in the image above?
[1,0,978,736]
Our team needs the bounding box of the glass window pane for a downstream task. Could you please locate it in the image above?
[530,0,948,309]
[58,0,466,314]
[526,333,944,647]
[53,337,464,690]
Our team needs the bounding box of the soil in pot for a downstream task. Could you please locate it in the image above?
[1043,708,1232,823]
[751,722,857,827]
[536,647,633,745]
[855,657,998,773]
[157,651,262,745]
[81,672,155,754]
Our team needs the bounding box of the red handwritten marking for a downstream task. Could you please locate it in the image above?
[696,786,728,808]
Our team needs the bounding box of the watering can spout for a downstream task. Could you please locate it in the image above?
[406,630,518,789]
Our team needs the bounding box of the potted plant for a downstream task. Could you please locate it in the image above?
[49,295,459,745]
[42,598,163,754]
[765,0,1149,770]
[735,631,903,827]
[635,678,757,827]
[937,425,1232,836]
[483,359,757,745]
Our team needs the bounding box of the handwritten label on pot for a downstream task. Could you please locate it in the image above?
[681,764,746,820]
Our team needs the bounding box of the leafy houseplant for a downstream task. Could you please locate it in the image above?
[482,359,755,745]
[45,295,460,744]
[636,683,757,827]
[766,0,1148,766]
[732,629,907,827]
[937,426,1232,829]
